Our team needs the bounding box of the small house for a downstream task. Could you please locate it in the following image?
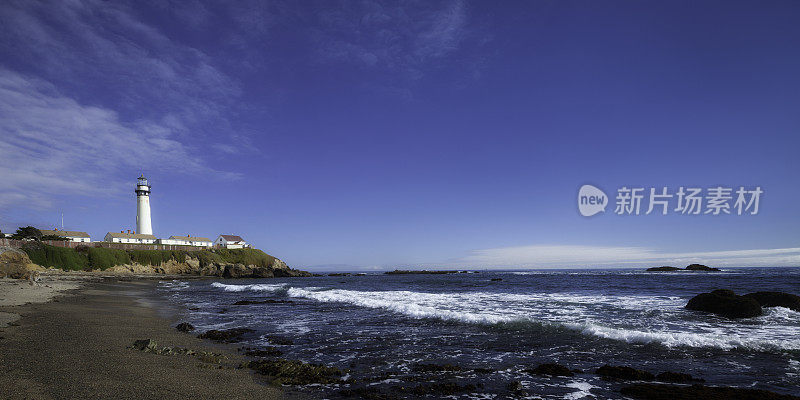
[40,230,91,243]
[159,235,213,247]
[214,234,248,249]
[105,231,157,244]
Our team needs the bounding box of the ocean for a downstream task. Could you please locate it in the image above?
[157,267,800,399]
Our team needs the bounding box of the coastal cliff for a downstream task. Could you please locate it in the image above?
[14,243,310,278]
[105,254,310,278]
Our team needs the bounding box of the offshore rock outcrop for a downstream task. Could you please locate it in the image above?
[744,291,800,312]
[685,289,762,318]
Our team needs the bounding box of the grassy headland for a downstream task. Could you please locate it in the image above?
[20,243,278,271]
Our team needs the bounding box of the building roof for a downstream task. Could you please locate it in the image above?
[40,230,90,238]
[105,232,157,240]
[168,235,212,242]
[219,235,245,242]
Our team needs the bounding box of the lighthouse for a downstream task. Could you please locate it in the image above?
[135,174,153,235]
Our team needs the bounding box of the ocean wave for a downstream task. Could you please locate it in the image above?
[283,286,800,352]
[210,282,287,293]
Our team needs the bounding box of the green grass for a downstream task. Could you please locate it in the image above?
[20,243,278,271]
[196,248,276,268]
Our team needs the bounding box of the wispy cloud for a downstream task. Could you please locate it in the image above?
[0,1,246,210]
[311,0,475,79]
[451,244,800,269]
[0,70,239,209]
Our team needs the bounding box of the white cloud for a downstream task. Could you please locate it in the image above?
[312,0,472,78]
[0,69,238,208]
[452,244,800,268]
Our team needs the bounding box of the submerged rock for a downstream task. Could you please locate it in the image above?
[197,328,255,343]
[247,358,344,385]
[685,289,763,318]
[175,322,195,332]
[264,335,294,346]
[232,299,293,305]
[655,371,704,383]
[744,291,800,312]
[392,382,477,396]
[526,363,574,377]
[596,365,655,381]
[620,383,800,400]
[685,264,720,271]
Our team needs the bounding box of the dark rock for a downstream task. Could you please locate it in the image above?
[412,363,462,372]
[247,358,344,385]
[620,383,800,400]
[265,335,294,346]
[685,264,720,271]
[685,289,763,318]
[744,291,800,312]
[647,266,681,271]
[507,380,523,392]
[130,339,157,351]
[197,328,255,343]
[328,273,353,277]
[596,365,655,381]
[526,363,574,377]
[656,371,704,383]
[223,264,249,278]
[491,278,503,281]
[472,367,495,374]
[175,322,195,332]
[384,270,459,275]
[251,267,275,278]
[243,346,283,357]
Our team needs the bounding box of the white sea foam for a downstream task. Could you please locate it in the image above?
[205,282,800,352]
[564,380,597,400]
[281,286,800,352]
[210,282,286,293]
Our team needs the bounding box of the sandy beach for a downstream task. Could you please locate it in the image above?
[0,275,297,400]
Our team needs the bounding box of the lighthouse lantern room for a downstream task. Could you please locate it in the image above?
[135,174,153,235]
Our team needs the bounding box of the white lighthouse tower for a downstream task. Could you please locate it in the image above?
[135,174,153,235]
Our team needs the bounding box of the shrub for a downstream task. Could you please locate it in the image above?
[21,242,89,271]
[87,247,131,270]
[128,249,187,266]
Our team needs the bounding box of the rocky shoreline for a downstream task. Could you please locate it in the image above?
[172,320,800,400]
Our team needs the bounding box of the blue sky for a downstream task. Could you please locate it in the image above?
[1,0,799,270]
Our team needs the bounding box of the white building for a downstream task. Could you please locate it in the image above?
[159,235,213,247]
[135,175,153,235]
[40,230,91,243]
[214,235,248,249]
[105,231,157,244]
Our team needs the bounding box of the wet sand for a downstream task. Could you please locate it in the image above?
[0,277,297,399]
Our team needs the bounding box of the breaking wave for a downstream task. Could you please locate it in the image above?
[208,282,800,352]
[210,282,287,293]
